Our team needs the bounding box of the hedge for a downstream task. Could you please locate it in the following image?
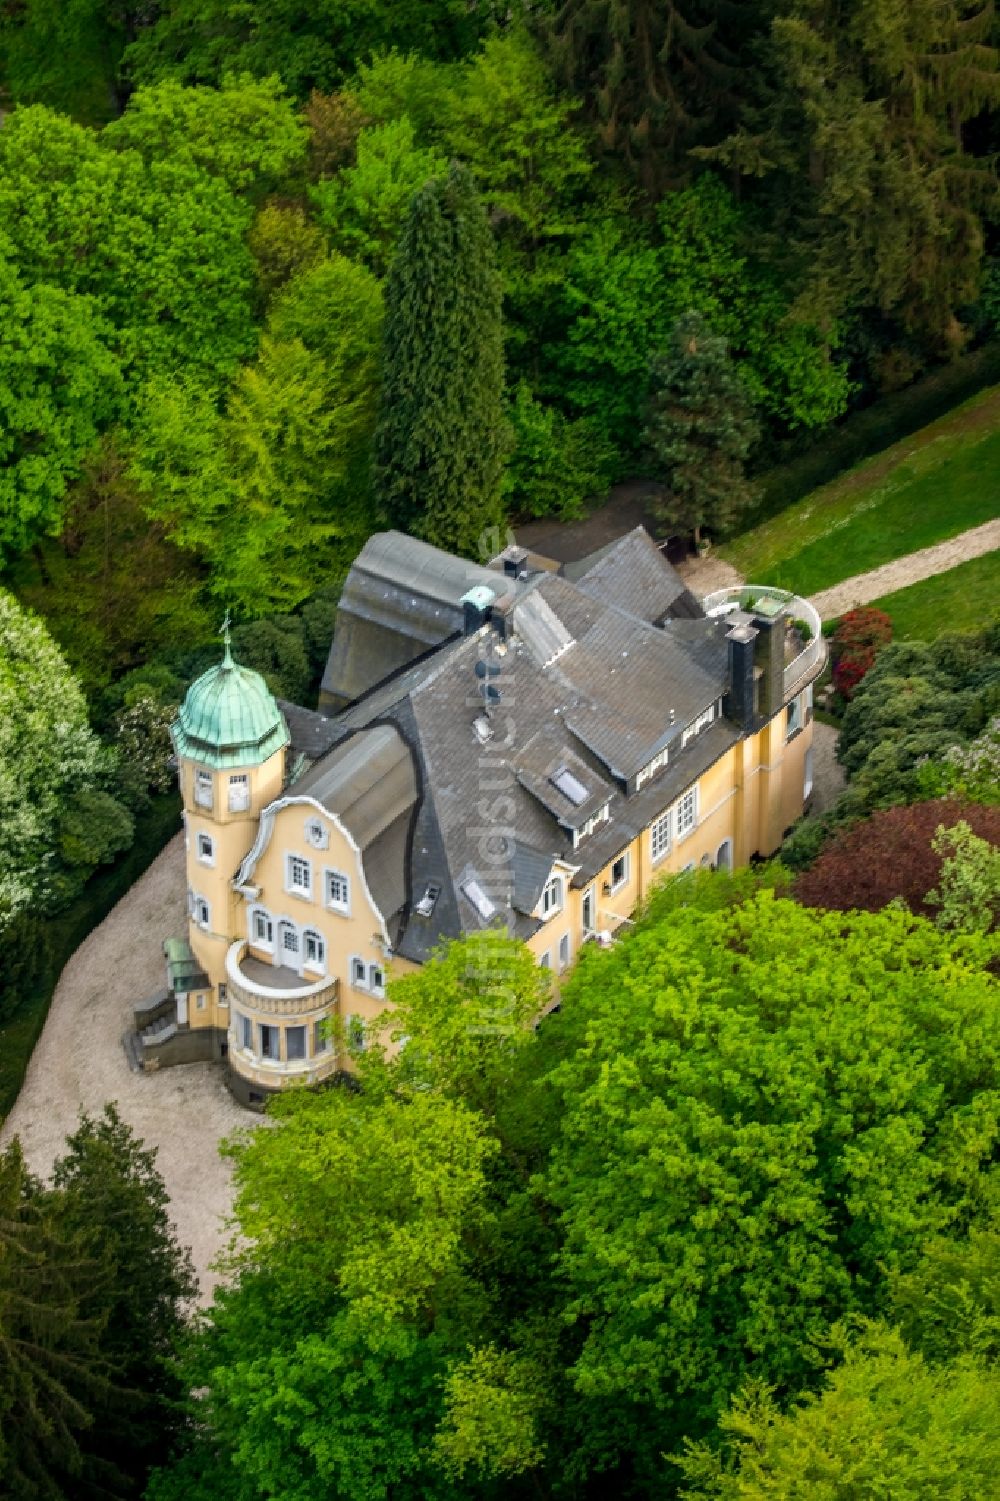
[744,338,1000,530]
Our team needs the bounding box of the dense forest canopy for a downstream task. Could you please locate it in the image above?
[1,0,999,699]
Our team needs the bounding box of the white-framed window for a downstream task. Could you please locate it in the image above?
[325,868,350,913]
[193,895,210,929]
[238,1013,252,1051]
[681,703,717,749]
[786,694,802,738]
[280,923,300,959]
[608,852,629,892]
[675,787,698,841]
[581,886,595,935]
[541,874,563,919]
[804,746,814,800]
[346,1014,366,1051]
[314,1019,331,1052]
[650,808,672,863]
[251,907,274,948]
[539,950,551,969]
[558,933,570,972]
[635,746,669,789]
[716,839,733,872]
[218,982,228,1005]
[369,963,385,997]
[573,803,610,846]
[286,854,312,897]
[303,930,325,971]
[228,773,250,812]
[351,956,367,988]
[259,1023,279,1060]
[196,832,214,865]
[286,1025,306,1061]
[194,769,213,809]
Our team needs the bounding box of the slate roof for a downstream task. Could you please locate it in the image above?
[284,528,751,962]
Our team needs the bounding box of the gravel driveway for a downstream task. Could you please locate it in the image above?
[0,833,246,1303]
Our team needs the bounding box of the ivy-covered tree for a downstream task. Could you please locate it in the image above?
[373,162,508,555]
[644,310,758,541]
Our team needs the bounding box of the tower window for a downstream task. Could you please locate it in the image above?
[192,895,210,929]
[194,769,213,809]
[197,832,214,864]
[228,773,250,812]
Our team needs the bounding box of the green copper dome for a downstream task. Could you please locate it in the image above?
[171,637,289,770]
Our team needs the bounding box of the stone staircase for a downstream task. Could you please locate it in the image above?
[123,987,177,1072]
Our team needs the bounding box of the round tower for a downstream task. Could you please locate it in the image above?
[169,626,290,1034]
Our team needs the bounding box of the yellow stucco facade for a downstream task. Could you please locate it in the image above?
[168,683,813,1107]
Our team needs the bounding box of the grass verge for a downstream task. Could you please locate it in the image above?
[721,385,1000,593]
[0,793,180,1123]
[864,550,1000,642]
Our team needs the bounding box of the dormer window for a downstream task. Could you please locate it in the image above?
[681,703,718,749]
[572,803,610,847]
[635,747,669,789]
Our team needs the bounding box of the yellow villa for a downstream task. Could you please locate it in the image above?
[130,527,825,1109]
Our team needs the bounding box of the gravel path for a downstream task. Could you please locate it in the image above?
[808,519,1000,621]
[0,833,246,1303]
[809,722,846,815]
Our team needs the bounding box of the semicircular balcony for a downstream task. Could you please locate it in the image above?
[225,940,339,1018]
[700,585,826,699]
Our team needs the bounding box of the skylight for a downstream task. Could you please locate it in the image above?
[461,878,496,920]
[552,766,589,806]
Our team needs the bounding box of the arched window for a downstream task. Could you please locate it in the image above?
[278,922,300,961]
[303,930,325,971]
[249,907,274,948]
[541,875,563,919]
[716,839,733,872]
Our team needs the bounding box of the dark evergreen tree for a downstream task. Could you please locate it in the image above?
[52,1105,197,1496]
[373,161,508,557]
[547,0,745,191]
[707,0,1000,351]
[0,1140,115,1498]
[644,310,757,542]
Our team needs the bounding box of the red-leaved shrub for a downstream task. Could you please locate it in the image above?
[831,606,893,700]
[794,799,1000,919]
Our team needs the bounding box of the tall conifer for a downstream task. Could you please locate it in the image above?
[644,310,757,542]
[373,162,507,557]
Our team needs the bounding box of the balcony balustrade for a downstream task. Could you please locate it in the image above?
[225,941,339,1018]
[701,585,826,699]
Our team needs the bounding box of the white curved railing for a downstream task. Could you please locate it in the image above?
[225,941,338,1017]
[701,586,826,698]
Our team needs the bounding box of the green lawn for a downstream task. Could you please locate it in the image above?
[721,385,1000,594]
[866,549,1000,641]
